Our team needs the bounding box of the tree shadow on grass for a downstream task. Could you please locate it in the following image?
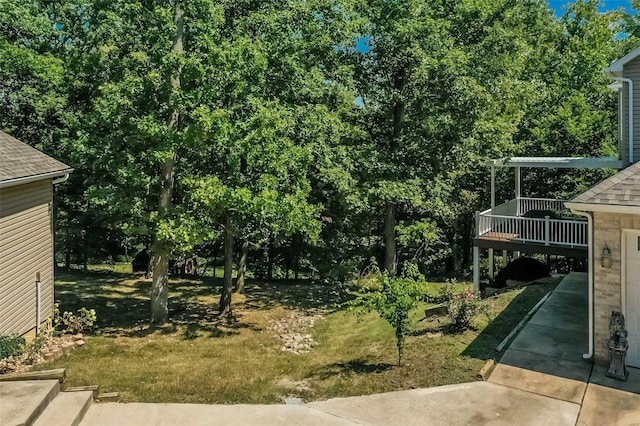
[54,270,257,339]
[240,279,353,312]
[460,282,558,361]
[55,270,351,339]
[307,359,395,380]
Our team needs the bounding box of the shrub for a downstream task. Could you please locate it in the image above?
[441,287,489,331]
[54,304,97,334]
[352,273,423,366]
[351,257,383,291]
[0,335,26,360]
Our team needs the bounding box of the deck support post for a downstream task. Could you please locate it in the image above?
[515,167,521,216]
[488,248,494,278]
[473,246,480,291]
[491,166,496,214]
[544,215,550,246]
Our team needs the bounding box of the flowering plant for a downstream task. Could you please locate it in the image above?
[441,287,488,331]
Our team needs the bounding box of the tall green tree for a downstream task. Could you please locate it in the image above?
[353,0,562,276]
[185,0,360,315]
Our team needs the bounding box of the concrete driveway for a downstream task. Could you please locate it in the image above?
[489,272,640,425]
[81,381,580,426]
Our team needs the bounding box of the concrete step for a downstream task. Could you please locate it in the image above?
[0,379,60,426]
[33,391,93,426]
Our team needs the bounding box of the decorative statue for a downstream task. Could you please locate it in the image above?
[608,311,628,349]
[607,311,629,381]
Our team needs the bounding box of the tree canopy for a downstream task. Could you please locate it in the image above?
[0,0,633,321]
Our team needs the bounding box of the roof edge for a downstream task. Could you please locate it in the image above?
[564,202,640,215]
[486,156,622,169]
[606,46,640,75]
[0,169,74,189]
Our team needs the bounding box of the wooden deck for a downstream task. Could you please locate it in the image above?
[478,232,520,242]
[475,197,588,257]
[474,235,587,257]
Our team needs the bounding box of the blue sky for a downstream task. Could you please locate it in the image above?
[354,1,634,53]
[549,0,633,15]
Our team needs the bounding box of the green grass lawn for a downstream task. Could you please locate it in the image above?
[40,270,558,404]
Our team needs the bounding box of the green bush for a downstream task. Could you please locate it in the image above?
[441,287,489,331]
[54,304,97,334]
[351,257,383,291]
[0,335,26,360]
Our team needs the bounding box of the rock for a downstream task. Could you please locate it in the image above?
[43,352,56,361]
[269,311,324,354]
[424,305,448,317]
[75,340,85,347]
[61,342,75,353]
[72,334,83,341]
[427,332,442,339]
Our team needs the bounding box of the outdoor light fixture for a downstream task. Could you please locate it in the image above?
[602,244,612,269]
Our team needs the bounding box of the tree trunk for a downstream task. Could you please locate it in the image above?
[212,243,217,278]
[65,226,70,270]
[390,68,406,151]
[82,230,88,272]
[461,217,472,271]
[382,69,404,277]
[267,238,274,280]
[218,213,234,317]
[150,157,175,324]
[150,2,183,325]
[235,239,248,294]
[384,203,397,276]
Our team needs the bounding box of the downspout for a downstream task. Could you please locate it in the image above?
[609,77,633,164]
[35,272,41,335]
[52,173,70,185]
[570,208,593,360]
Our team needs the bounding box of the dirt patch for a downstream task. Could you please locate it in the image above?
[268,311,323,354]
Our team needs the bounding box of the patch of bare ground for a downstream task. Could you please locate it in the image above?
[269,311,324,354]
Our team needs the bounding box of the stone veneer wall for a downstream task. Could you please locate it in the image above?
[592,212,640,363]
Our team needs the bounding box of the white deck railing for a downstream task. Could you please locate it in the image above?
[476,198,587,247]
[518,197,566,214]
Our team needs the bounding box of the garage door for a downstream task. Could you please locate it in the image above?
[625,230,640,368]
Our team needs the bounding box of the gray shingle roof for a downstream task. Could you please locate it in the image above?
[0,130,71,184]
[571,162,640,207]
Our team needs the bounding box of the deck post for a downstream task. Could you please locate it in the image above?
[515,167,521,216]
[490,165,496,214]
[544,215,550,246]
[488,248,494,278]
[473,246,480,291]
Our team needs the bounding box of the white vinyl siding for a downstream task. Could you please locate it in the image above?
[0,180,54,336]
